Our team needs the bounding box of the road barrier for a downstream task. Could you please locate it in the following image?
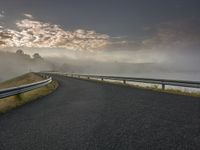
[0,76,52,99]
[60,73,200,90]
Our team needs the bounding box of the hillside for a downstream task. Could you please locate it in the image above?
[0,73,58,113]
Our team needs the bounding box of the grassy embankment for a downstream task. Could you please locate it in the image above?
[0,73,58,113]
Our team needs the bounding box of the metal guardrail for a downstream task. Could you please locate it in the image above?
[59,73,200,90]
[0,76,52,99]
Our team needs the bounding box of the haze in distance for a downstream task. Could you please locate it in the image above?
[0,0,200,82]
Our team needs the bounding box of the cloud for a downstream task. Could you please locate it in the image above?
[141,19,200,49]
[108,19,200,54]
[24,13,34,19]
[106,19,200,53]
[0,16,110,51]
[0,14,4,18]
[0,10,5,18]
[1,15,199,56]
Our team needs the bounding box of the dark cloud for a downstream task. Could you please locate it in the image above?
[142,19,200,49]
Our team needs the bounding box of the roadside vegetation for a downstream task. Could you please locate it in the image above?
[0,73,58,114]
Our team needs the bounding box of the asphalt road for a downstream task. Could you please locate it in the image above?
[0,75,200,150]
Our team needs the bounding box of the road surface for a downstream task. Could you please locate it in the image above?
[0,75,200,150]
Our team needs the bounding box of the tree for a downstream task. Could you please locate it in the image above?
[33,53,43,61]
[16,49,31,59]
[16,49,24,55]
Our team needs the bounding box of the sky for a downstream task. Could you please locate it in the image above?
[0,0,200,65]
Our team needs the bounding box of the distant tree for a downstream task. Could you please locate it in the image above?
[16,49,31,59]
[16,49,24,55]
[33,53,43,61]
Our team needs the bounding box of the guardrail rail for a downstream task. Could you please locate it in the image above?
[50,72,200,90]
[0,76,52,99]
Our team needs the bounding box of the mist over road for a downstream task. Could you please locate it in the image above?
[0,75,200,150]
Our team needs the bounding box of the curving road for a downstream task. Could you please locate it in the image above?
[0,74,200,150]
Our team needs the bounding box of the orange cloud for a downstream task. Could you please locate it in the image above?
[0,16,110,51]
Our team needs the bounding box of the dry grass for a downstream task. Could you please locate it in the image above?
[0,73,58,113]
[0,73,44,89]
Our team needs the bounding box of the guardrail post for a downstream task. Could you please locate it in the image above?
[123,80,126,84]
[101,78,104,81]
[162,83,165,90]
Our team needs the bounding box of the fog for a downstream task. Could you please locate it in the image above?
[1,14,200,83]
[0,46,200,83]
[0,50,52,82]
[44,48,200,82]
